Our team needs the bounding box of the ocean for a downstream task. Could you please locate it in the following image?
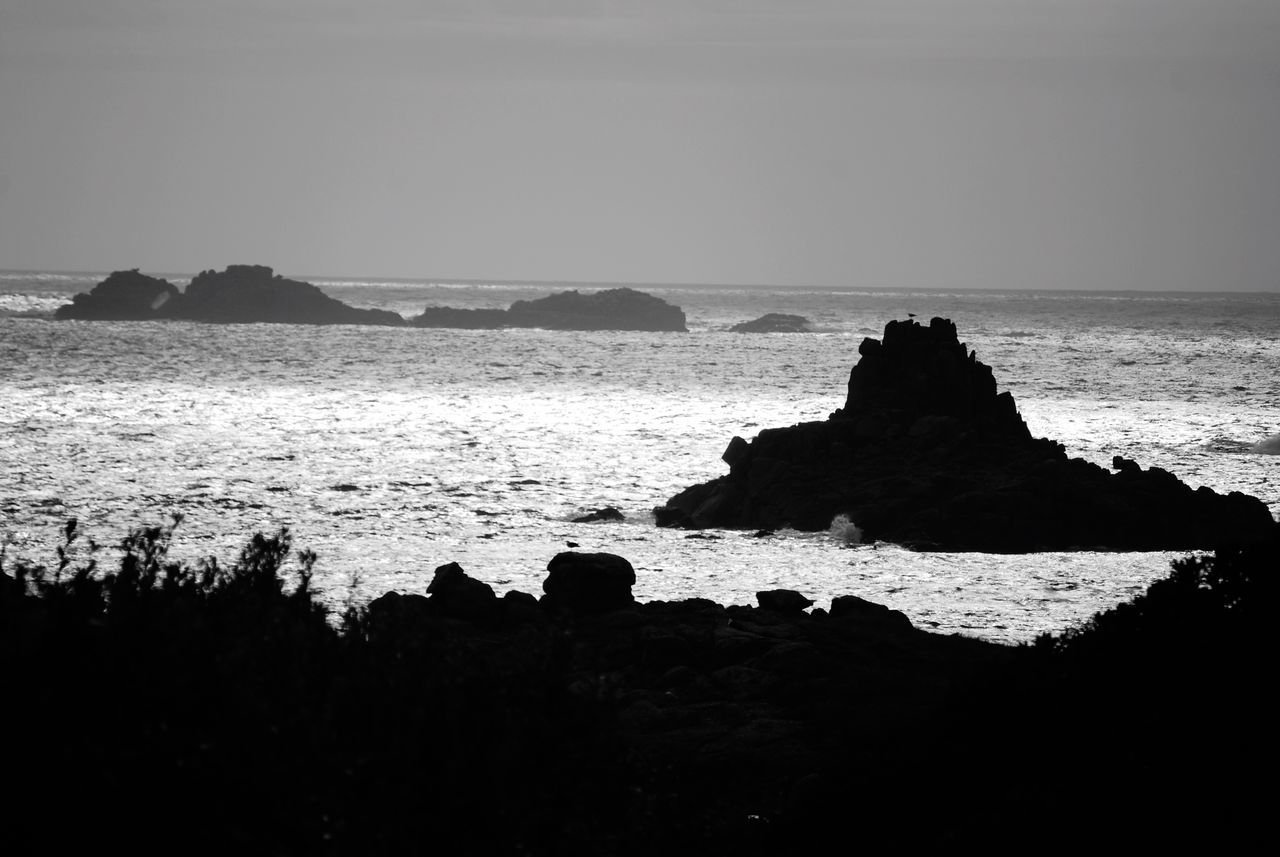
[2,270,1277,643]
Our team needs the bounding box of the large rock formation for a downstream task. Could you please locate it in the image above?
[411,287,688,332]
[177,265,405,325]
[507,287,687,331]
[55,265,405,326]
[656,316,1278,552]
[54,269,181,320]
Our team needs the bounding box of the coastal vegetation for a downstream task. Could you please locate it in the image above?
[3,516,1270,854]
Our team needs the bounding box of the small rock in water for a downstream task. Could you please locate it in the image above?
[572,506,625,523]
[729,313,813,333]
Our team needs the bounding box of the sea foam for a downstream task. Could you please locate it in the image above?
[829,514,863,546]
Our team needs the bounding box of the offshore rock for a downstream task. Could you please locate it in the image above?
[178,265,405,325]
[729,313,813,333]
[572,506,625,523]
[656,316,1278,552]
[411,287,688,332]
[56,265,405,326]
[54,269,181,320]
[508,287,687,331]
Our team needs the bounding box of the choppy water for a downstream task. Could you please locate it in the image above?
[3,270,1278,643]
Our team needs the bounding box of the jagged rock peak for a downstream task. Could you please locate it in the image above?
[832,316,1026,436]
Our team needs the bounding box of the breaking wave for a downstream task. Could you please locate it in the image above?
[829,514,863,546]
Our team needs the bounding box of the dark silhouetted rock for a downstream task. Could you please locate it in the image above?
[572,506,625,523]
[541,551,636,612]
[54,269,181,320]
[410,287,688,332]
[656,316,1278,551]
[179,265,405,325]
[508,288,687,331]
[363,589,435,642]
[56,265,405,326]
[756,590,815,613]
[730,313,813,333]
[830,594,914,632]
[427,561,499,623]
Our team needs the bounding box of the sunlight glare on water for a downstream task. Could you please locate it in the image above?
[2,277,1277,644]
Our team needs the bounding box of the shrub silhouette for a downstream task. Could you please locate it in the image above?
[1,519,621,855]
[3,520,1273,854]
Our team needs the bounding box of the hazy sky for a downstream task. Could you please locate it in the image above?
[2,1,1277,289]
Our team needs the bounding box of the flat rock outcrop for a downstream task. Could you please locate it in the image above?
[656,316,1278,552]
[54,269,181,320]
[730,313,812,333]
[411,286,688,332]
[56,265,405,326]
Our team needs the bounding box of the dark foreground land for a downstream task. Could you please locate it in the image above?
[2,519,1272,855]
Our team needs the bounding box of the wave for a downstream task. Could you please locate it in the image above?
[829,513,863,546]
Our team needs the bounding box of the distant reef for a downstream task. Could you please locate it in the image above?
[729,313,813,333]
[55,265,404,326]
[413,286,688,332]
[656,316,1279,552]
[55,270,688,331]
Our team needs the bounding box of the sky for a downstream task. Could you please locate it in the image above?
[1,1,1277,290]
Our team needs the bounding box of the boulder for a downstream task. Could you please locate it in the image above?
[362,590,435,644]
[830,595,914,633]
[729,313,813,333]
[426,562,499,623]
[541,551,636,612]
[656,316,1278,552]
[756,590,815,614]
[54,269,180,320]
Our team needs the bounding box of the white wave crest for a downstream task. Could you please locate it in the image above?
[829,513,863,546]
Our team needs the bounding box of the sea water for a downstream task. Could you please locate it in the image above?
[2,271,1277,643]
